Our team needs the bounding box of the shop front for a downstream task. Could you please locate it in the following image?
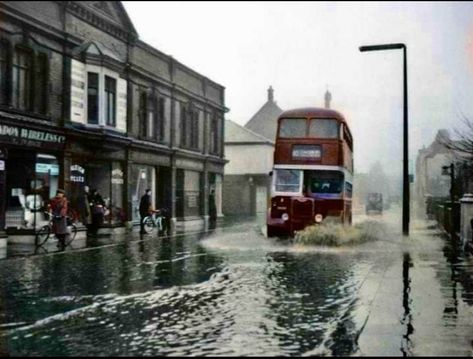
[0,120,66,236]
[66,133,129,232]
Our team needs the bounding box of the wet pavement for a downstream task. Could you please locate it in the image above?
[0,206,472,356]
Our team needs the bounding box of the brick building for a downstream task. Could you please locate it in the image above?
[0,1,226,241]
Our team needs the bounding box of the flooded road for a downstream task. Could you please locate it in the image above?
[0,207,472,356]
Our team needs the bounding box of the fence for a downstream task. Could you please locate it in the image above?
[434,201,460,237]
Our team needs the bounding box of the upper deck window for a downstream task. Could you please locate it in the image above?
[278,118,306,138]
[309,118,339,138]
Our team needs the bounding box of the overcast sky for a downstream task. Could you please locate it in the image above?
[123,1,473,174]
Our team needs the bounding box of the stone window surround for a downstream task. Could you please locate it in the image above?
[83,63,120,130]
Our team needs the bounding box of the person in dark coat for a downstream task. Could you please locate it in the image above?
[209,187,217,228]
[50,189,68,248]
[139,189,153,234]
[78,185,92,229]
[89,189,105,237]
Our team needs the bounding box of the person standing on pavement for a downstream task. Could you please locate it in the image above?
[49,189,69,248]
[78,185,92,233]
[139,189,154,234]
[89,189,105,237]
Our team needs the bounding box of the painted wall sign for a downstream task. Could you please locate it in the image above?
[111,168,124,184]
[70,164,85,183]
[0,124,66,150]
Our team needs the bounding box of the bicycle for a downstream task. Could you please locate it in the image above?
[35,212,78,248]
[142,209,169,235]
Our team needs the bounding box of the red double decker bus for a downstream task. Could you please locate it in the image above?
[267,107,354,237]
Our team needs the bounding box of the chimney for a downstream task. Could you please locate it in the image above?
[267,86,274,102]
[324,88,332,109]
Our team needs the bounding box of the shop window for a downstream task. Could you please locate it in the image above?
[104,75,116,126]
[0,41,8,106]
[177,169,202,218]
[130,165,155,223]
[111,162,124,224]
[86,161,111,224]
[12,47,32,111]
[5,152,59,230]
[87,72,99,124]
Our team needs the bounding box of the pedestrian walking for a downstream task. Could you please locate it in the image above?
[89,189,105,236]
[139,189,155,234]
[50,189,68,248]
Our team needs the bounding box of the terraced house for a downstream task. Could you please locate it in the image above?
[0,1,226,242]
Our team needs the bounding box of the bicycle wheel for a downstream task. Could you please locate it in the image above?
[143,216,155,234]
[65,224,77,247]
[36,225,50,246]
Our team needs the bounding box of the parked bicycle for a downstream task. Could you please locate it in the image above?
[142,208,169,236]
[35,212,78,248]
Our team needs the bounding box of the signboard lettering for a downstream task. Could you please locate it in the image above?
[292,145,322,159]
[70,164,85,183]
[0,124,66,150]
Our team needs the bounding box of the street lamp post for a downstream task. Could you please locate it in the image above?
[359,43,409,236]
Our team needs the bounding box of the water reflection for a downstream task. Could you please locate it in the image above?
[400,252,413,356]
[265,251,365,356]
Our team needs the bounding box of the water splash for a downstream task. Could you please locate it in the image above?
[294,221,387,247]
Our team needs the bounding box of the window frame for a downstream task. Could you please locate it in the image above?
[11,45,33,111]
[104,75,116,127]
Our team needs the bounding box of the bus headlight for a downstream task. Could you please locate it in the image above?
[282,213,289,221]
[315,214,323,223]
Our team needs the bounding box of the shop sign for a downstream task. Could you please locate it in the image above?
[187,194,198,208]
[70,164,85,183]
[111,168,124,185]
[0,124,66,150]
[35,163,59,175]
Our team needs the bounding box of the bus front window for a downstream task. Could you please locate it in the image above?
[278,118,307,138]
[274,169,301,193]
[306,170,344,195]
[309,118,339,138]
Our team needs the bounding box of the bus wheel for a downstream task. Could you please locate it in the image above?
[267,226,277,238]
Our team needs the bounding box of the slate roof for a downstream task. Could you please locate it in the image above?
[244,87,283,142]
[225,120,274,145]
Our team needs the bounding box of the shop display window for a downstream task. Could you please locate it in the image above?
[129,165,155,223]
[5,152,59,230]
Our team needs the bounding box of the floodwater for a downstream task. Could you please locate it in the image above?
[0,206,472,356]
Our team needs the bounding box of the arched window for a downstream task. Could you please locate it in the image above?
[12,46,32,110]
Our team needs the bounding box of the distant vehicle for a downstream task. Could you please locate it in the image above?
[366,193,383,214]
[267,107,354,237]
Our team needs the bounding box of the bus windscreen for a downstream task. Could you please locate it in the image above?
[306,170,344,194]
[274,169,301,193]
[308,119,339,138]
[278,118,306,138]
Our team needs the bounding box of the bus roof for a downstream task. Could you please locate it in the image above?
[278,107,347,124]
